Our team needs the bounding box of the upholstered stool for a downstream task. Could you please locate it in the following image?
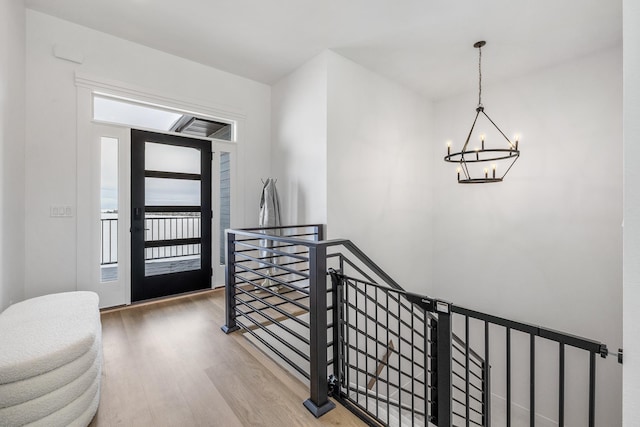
[0,292,102,427]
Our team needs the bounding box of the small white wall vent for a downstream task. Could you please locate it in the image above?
[53,44,84,64]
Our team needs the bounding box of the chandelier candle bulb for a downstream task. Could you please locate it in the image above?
[484,168,488,178]
[481,134,485,150]
[492,164,496,178]
[447,141,451,155]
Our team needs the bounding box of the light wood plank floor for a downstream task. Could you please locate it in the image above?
[89,290,365,427]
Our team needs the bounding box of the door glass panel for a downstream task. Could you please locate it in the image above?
[144,212,201,277]
[145,142,201,174]
[219,152,231,265]
[100,137,118,282]
[145,178,201,206]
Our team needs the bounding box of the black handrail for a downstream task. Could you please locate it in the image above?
[451,305,606,355]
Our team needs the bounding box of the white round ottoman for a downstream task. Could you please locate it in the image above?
[0,292,102,427]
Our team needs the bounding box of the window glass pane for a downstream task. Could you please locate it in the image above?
[93,95,235,141]
[100,137,118,282]
[145,178,200,206]
[219,152,231,265]
[144,212,201,276]
[94,96,182,130]
[145,142,200,174]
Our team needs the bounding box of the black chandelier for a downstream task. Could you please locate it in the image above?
[444,41,520,184]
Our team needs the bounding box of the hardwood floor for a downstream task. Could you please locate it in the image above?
[90,290,365,427]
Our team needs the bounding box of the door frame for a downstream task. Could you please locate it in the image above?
[76,77,244,307]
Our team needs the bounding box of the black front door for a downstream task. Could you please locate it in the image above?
[131,129,212,302]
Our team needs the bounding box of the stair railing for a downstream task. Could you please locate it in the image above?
[447,304,610,427]
[222,225,485,424]
[222,225,619,426]
[329,271,441,426]
[221,224,337,417]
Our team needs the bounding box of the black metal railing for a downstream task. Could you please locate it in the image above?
[100,215,202,265]
[100,218,118,265]
[143,215,202,261]
[330,273,433,426]
[450,325,487,426]
[222,225,620,426]
[221,224,336,417]
[448,305,609,427]
[325,241,488,426]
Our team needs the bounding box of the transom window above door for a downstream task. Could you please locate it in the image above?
[92,94,235,141]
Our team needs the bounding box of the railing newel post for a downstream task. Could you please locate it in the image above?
[435,300,453,427]
[303,243,336,417]
[221,230,239,334]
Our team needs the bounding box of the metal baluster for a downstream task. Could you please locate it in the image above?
[365,283,369,414]
[589,351,596,427]
[466,315,470,427]
[108,219,112,263]
[346,280,351,415]
[355,281,360,407]
[386,291,390,427]
[484,321,491,427]
[559,343,565,427]
[507,327,512,427]
[100,220,104,264]
[410,303,415,426]
[112,219,115,262]
[530,334,535,426]
[397,295,402,424]
[374,286,379,420]
[181,217,185,257]
[424,310,429,423]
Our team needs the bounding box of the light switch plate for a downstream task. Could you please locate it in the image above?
[50,205,73,218]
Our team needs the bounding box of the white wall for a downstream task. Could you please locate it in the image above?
[326,52,434,295]
[623,1,640,424]
[432,47,623,424]
[24,10,271,299]
[0,0,26,311]
[271,53,327,225]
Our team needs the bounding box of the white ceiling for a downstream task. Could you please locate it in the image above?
[24,0,622,100]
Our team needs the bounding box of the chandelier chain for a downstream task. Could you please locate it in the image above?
[478,44,482,107]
